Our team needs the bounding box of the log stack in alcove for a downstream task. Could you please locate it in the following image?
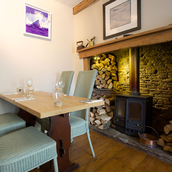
[91,53,118,89]
[89,53,117,129]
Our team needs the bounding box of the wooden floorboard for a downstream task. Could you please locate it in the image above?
[31,130,172,172]
[94,146,136,172]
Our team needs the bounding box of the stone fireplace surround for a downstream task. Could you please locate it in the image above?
[77,24,172,133]
[77,25,172,163]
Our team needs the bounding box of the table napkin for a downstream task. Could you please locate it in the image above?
[82,99,103,104]
[12,97,35,102]
[49,93,67,96]
[2,92,18,95]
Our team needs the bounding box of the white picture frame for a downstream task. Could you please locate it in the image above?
[24,3,51,39]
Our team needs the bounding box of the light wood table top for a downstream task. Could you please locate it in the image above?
[0,91,104,119]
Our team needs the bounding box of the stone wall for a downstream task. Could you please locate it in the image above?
[139,42,172,111]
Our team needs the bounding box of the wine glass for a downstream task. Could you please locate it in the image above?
[59,76,65,89]
[27,78,33,88]
[54,76,65,93]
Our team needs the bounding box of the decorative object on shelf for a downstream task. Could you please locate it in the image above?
[24,3,51,40]
[103,0,141,40]
[86,36,95,47]
[76,41,85,50]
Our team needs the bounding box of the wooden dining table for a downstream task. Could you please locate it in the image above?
[0,91,104,172]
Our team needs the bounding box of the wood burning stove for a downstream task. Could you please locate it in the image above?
[114,47,153,136]
[114,94,152,135]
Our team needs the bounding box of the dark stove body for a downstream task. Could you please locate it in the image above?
[114,94,153,136]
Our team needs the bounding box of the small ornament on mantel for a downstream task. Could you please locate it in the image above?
[76,41,85,50]
[86,36,95,47]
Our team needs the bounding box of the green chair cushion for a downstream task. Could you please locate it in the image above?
[0,126,57,172]
[0,113,26,137]
[69,116,87,138]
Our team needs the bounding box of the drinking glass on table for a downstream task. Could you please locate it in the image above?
[21,87,29,98]
[17,87,23,94]
[53,92,64,106]
[27,78,34,97]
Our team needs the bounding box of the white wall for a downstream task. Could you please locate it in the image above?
[0,0,75,114]
[74,0,172,76]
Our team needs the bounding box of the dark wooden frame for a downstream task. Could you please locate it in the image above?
[103,0,141,40]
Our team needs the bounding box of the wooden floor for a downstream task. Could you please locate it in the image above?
[31,131,172,172]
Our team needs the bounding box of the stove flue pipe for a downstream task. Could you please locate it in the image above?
[129,47,140,95]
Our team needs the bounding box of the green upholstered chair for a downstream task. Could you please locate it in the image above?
[0,113,26,137]
[37,71,74,132]
[69,70,97,157]
[61,71,74,95]
[0,126,58,172]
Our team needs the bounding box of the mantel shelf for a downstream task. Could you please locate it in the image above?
[77,24,172,59]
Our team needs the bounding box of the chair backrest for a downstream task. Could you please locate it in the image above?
[71,70,97,119]
[73,70,97,98]
[61,71,74,95]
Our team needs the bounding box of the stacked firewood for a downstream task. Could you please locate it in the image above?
[157,120,172,152]
[90,95,115,129]
[91,53,118,89]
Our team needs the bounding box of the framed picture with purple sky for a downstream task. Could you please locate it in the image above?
[24,3,51,39]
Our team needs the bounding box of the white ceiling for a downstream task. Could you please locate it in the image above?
[55,0,83,8]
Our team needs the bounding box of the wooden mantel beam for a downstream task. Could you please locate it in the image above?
[73,0,99,15]
[77,24,172,59]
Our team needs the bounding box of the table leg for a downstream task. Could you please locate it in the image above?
[18,109,36,127]
[49,113,79,172]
